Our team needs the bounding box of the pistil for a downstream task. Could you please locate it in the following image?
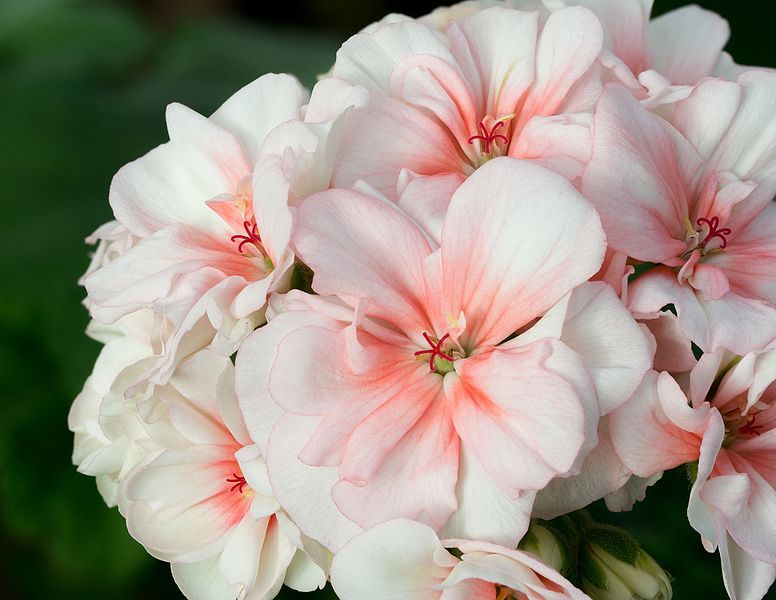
[226,473,248,494]
[414,332,456,374]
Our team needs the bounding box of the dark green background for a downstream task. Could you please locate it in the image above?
[0,1,771,597]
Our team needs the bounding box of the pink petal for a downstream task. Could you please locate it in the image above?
[267,321,413,467]
[445,541,588,599]
[642,313,696,374]
[534,422,630,519]
[579,0,651,75]
[84,225,253,325]
[442,158,605,347]
[235,308,340,455]
[332,94,468,199]
[111,103,249,239]
[210,73,307,164]
[646,5,729,85]
[293,187,434,337]
[708,71,776,183]
[716,524,776,600]
[689,263,730,301]
[265,412,363,552]
[517,281,653,415]
[515,7,603,132]
[439,445,535,548]
[629,266,776,355]
[581,84,690,262]
[332,20,457,93]
[330,519,456,600]
[719,457,776,564]
[125,446,247,563]
[447,7,538,118]
[610,371,705,477]
[509,113,593,180]
[448,340,588,496]
[390,54,478,156]
[396,171,465,247]
[332,397,460,531]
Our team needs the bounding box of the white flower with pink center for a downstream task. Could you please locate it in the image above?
[421,0,744,100]
[326,4,605,200]
[121,350,326,600]
[582,74,776,354]
[610,346,776,600]
[83,74,365,386]
[235,158,652,551]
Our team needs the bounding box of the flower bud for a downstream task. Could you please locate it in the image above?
[518,521,569,573]
[579,526,672,600]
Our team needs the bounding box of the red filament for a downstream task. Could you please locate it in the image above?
[739,414,763,437]
[414,332,455,372]
[231,220,265,255]
[226,473,248,493]
[697,216,731,250]
[467,120,509,154]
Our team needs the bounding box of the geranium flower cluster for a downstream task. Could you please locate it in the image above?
[70,1,776,598]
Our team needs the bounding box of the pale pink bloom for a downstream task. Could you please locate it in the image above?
[330,518,589,600]
[122,350,326,600]
[565,0,737,94]
[69,310,173,506]
[422,0,743,103]
[327,4,604,198]
[84,74,360,385]
[610,348,776,600]
[236,158,651,551]
[80,220,138,291]
[582,76,776,354]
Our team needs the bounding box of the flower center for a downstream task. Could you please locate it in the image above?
[414,332,456,375]
[724,412,764,446]
[467,114,514,162]
[225,472,248,494]
[231,219,274,270]
[696,216,732,250]
[684,215,732,257]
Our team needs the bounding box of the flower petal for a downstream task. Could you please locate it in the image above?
[442,157,605,347]
[448,340,588,496]
[330,519,456,600]
[581,84,690,262]
[646,5,729,85]
[294,188,433,337]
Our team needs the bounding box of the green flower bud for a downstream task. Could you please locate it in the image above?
[580,527,672,600]
[518,521,569,573]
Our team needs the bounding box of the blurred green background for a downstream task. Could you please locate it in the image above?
[0,0,771,597]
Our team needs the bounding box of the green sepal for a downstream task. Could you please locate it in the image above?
[585,525,640,566]
[290,259,315,294]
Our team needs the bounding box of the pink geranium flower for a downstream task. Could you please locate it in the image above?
[327,5,604,198]
[582,74,776,354]
[330,518,589,600]
[235,158,651,551]
[83,74,361,385]
[567,0,737,91]
[121,350,326,599]
[610,347,776,600]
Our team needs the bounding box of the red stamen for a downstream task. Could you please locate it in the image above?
[414,332,455,372]
[226,473,248,493]
[697,216,732,250]
[230,220,265,255]
[739,414,764,437]
[467,120,509,155]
